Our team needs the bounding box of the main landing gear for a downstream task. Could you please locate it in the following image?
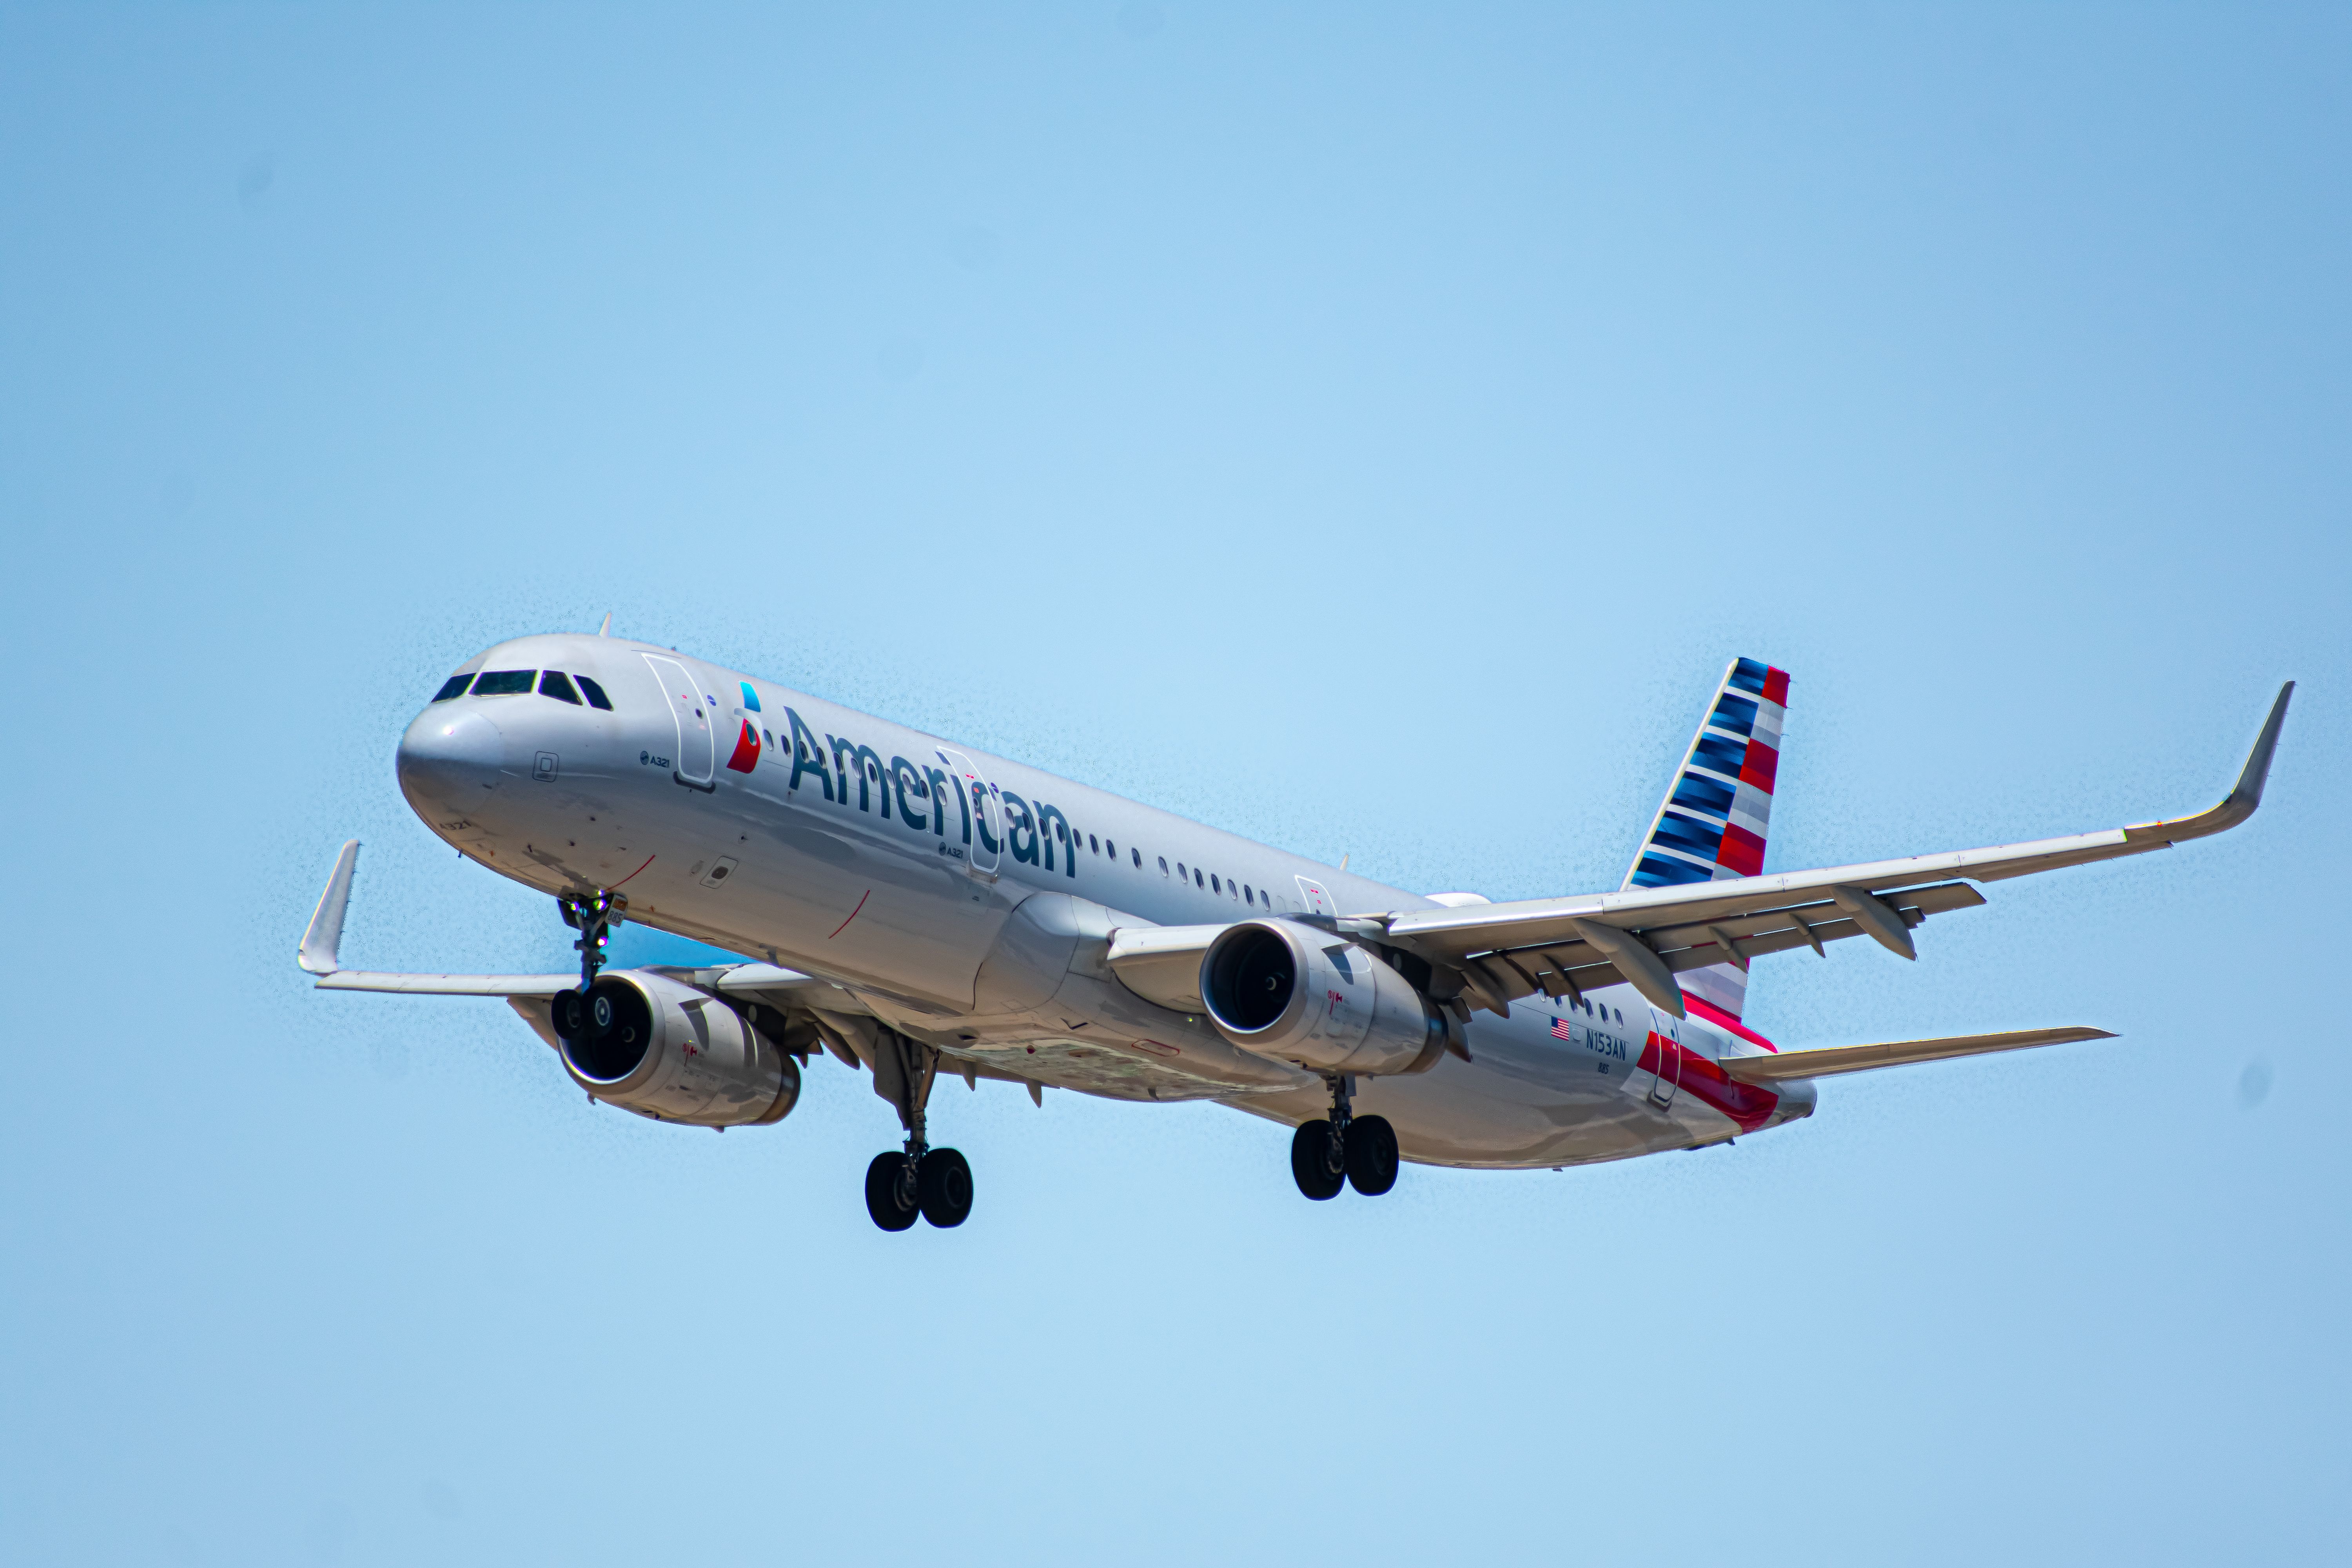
[1290,1074,1399,1201]
[858,1025,974,1232]
[865,1146,974,1232]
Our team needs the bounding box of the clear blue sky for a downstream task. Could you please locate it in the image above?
[3,5,2346,1563]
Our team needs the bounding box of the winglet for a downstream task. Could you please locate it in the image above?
[2126,681,2294,846]
[299,840,361,975]
[598,612,612,637]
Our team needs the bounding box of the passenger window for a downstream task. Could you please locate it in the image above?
[1159,857,1169,875]
[576,675,614,711]
[1194,869,1204,888]
[1245,886,1254,905]
[431,674,471,702]
[1210,875,1220,894]
[763,729,774,747]
[1089,834,1099,854]
[538,671,583,705]
[1176,862,1185,880]
[470,670,534,696]
[1132,848,1141,867]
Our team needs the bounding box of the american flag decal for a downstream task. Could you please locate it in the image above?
[1551,1017,1573,1040]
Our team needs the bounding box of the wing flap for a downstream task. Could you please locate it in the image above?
[1720,1025,2118,1083]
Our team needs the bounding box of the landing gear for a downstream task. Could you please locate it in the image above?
[864,1152,921,1231]
[1289,1074,1401,1201]
[857,1024,975,1232]
[558,891,624,989]
[1290,1120,1345,1200]
[917,1148,974,1228]
[1345,1115,1399,1196]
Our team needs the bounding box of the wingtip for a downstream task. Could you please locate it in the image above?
[298,840,362,976]
[2124,681,2293,845]
[2225,680,2294,810]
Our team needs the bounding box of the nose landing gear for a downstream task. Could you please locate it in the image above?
[558,891,624,989]
[1290,1074,1400,1201]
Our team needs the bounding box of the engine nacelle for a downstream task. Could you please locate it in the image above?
[550,970,799,1127]
[1199,920,1448,1077]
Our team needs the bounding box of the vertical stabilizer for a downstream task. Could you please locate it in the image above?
[1624,658,1789,1019]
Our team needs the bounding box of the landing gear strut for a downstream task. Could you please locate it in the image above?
[551,894,625,1043]
[558,891,624,989]
[855,1024,974,1232]
[1290,1074,1399,1201]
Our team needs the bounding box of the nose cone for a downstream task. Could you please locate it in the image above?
[397,708,508,811]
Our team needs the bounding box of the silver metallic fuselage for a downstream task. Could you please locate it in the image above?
[396,633,1815,1167]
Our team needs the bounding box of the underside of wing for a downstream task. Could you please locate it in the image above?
[1372,682,2292,1018]
[1720,1026,2118,1083]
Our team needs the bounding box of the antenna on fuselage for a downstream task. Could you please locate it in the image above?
[597,612,612,636]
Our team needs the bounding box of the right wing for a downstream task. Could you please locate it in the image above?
[1372,682,2292,1018]
[297,839,871,1013]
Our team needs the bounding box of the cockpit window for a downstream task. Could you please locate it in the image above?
[576,675,614,711]
[539,671,583,705]
[470,670,535,696]
[431,675,471,702]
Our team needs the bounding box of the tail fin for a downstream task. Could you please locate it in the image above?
[1623,657,1790,1019]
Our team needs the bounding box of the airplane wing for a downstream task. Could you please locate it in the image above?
[297,838,871,1014]
[1370,682,2292,1018]
[1718,1026,2117,1083]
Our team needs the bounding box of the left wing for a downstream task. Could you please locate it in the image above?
[1372,682,2292,1018]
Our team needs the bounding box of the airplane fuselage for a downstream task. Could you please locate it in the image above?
[395,633,1815,1167]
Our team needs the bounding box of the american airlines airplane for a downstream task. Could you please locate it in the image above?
[300,630,2292,1232]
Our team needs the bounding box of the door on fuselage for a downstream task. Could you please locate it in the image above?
[1647,1011,1681,1110]
[642,654,716,787]
[935,747,1002,878]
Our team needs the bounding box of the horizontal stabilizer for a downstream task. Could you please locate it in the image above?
[1720,1025,2117,1083]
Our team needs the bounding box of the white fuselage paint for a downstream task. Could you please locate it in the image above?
[395,634,1816,1167]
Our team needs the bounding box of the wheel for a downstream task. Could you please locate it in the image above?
[1290,1119,1345,1201]
[864,1152,920,1232]
[918,1147,974,1228]
[1345,1114,1400,1196]
[550,988,585,1040]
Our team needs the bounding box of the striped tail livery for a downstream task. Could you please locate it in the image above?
[1625,656,1790,1020]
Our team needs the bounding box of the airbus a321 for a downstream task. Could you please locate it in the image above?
[299,630,2292,1231]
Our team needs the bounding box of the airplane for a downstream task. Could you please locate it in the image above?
[299,631,2293,1232]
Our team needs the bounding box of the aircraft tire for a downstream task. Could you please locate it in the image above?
[1290,1120,1345,1201]
[917,1147,974,1228]
[865,1152,920,1232]
[1345,1114,1399,1196]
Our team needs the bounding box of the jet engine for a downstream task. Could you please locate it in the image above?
[1198,920,1448,1077]
[550,971,800,1127]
